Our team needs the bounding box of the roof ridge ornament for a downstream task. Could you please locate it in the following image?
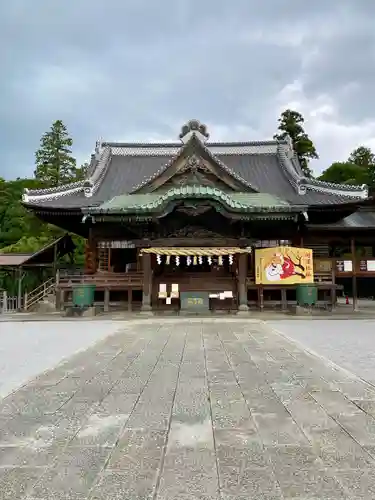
[179,119,209,144]
[95,137,103,159]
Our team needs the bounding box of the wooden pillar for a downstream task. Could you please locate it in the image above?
[104,288,110,312]
[237,253,249,312]
[128,289,132,312]
[85,229,97,274]
[17,267,23,311]
[141,253,152,312]
[351,237,358,311]
[2,291,7,313]
[281,288,287,311]
[331,261,336,309]
[59,289,65,311]
[258,286,264,311]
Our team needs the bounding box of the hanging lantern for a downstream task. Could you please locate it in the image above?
[166,255,171,265]
[187,256,192,266]
[156,254,162,265]
[218,255,223,266]
[193,255,198,265]
[198,256,203,265]
[229,254,233,265]
[175,255,180,266]
[207,256,212,265]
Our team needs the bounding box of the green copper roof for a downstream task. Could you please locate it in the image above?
[88,185,300,214]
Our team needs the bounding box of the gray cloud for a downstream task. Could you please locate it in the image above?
[1,0,374,178]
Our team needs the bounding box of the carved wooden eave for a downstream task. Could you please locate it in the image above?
[132,134,256,194]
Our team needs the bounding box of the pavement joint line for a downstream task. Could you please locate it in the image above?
[202,328,222,499]
[86,327,172,499]
[238,327,313,446]
[151,328,188,500]
[10,331,161,498]
[19,335,155,497]
[263,324,375,469]
[58,332,158,441]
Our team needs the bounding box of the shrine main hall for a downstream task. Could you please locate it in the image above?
[22,119,375,313]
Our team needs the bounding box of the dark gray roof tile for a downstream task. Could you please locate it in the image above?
[23,140,366,209]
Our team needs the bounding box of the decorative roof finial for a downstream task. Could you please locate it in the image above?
[179,119,209,144]
[284,133,294,157]
[95,137,103,159]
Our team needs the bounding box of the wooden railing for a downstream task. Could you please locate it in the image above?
[24,277,56,310]
[58,271,144,289]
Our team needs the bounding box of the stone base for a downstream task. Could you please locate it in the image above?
[237,310,250,316]
[64,306,98,317]
[293,305,313,316]
[237,304,249,316]
[82,306,97,317]
[139,305,153,316]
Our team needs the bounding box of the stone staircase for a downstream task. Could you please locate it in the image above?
[24,277,56,312]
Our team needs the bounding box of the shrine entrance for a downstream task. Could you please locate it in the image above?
[141,247,251,313]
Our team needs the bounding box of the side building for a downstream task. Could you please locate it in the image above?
[22,119,374,312]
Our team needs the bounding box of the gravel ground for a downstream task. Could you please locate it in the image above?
[0,321,124,398]
[266,319,375,384]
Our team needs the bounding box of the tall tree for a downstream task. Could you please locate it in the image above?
[348,146,375,168]
[274,109,318,177]
[34,120,77,187]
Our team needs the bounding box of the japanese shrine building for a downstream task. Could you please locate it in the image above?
[22,119,375,312]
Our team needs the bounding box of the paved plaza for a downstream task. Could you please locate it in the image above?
[1,319,375,498]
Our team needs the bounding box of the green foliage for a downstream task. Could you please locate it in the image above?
[348,146,375,168]
[34,120,77,187]
[318,162,369,186]
[319,146,375,189]
[274,109,319,177]
[0,177,46,249]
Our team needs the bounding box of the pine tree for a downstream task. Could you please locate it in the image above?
[34,120,77,187]
[274,109,318,177]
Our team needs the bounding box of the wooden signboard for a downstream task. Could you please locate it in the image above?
[255,246,313,285]
[180,292,210,313]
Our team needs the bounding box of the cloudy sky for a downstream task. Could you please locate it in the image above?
[1,0,375,179]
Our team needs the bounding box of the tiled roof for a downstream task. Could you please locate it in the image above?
[86,186,298,215]
[311,210,375,229]
[22,123,369,210]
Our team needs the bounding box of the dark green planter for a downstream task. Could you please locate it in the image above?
[296,284,317,306]
[72,284,96,308]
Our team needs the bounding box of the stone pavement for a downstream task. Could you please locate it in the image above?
[1,319,375,499]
